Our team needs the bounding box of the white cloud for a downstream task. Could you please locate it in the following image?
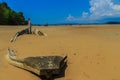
[66,12,89,22]
[66,14,75,21]
[90,0,120,20]
[82,12,89,19]
[66,0,120,22]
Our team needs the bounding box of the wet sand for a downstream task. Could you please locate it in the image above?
[0,25,120,80]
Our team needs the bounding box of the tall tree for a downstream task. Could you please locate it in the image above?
[0,2,26,25]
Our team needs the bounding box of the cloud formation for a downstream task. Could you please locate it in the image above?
[66,13,89,22]
[66,14,76,21]
[90,0,120,19]
[66,0,120,22]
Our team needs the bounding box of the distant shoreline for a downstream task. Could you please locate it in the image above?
[0,24,120,28]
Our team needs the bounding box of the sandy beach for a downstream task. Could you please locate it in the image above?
[0,25,120,80]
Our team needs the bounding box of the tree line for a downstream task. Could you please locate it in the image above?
[0,2,27,25]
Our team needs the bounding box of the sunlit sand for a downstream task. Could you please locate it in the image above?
[0,25,120,80]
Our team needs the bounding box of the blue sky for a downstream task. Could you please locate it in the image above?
[1,0,120,24]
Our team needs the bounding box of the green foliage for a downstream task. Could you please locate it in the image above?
[0,2,26,25]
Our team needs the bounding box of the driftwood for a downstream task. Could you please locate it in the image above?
[6,48,67,79]
[10,28,47,42]
[32,28,47,36]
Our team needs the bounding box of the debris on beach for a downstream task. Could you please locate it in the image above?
[7,48,67,79]
[10,18,47,42]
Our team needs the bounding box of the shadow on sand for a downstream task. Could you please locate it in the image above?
[29,63,67,80]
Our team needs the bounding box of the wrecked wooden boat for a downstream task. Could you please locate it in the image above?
[6,48,67,79]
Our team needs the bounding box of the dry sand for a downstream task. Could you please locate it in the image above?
[0,25,120,80]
